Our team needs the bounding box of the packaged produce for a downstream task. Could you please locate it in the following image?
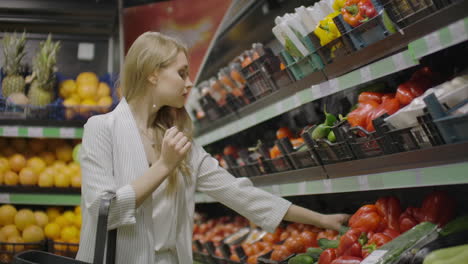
[341,0,377,27]
[422,244,468,264]
[314,12,342,46]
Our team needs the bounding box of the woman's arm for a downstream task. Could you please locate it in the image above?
[131,126,191,207]
[283,205,349,231]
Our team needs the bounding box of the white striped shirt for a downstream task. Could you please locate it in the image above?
[75,98,292,263]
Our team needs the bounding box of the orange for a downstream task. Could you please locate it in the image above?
[29,139,46,154]
[0,230,7,242]
[61,226,79,242]
[96,82,111,99]
[54,215,69,228]
[1,224,20,239]
[39,151,56,166]
[0,157,10,173]
[6,236,24,252]
[14,209,36,231]
[73,214,82,229]
[63,97,80,120]
[44,222,61,239]
[76,72,99,87]
[74,206,81,216]
[34,211,48,228]
[19,167,38,186]
[56,144,73,163]
[46,208,62,222]
[26,156,46,174]
[59,79,77,99]
[97,96,112,113]
[54,173,70,188]
[38,169,54,187]
[22,225,44,243]
[68,162,80,174]
[0,204,16,226]
[9,154,26,172]
[71,175,81,188]
[4,170,19,186]
[77,84,97,101]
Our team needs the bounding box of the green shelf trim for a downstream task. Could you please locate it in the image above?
[194,162,468,203]
[7,194,81,206]
[409,17,468,60]
[0,126,83,139]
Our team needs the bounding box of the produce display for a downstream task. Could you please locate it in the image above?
[0,138,81,188]
[0,204,81,262]
[192,191,464,264]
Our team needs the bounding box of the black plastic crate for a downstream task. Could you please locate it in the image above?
[384,0,446,27]
[0,240,46,264]
[334,10,397,50]
[47,240,79,259]
[307,32,355,65]
[301,124,355,165]
[276,137,320,169]
[417,111,445,146]
[237,161,265,177]
[346,126,389,159]
[262,156,294,173]
[257,250,295,264]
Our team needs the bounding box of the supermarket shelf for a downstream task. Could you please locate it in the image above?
[0,125,83,139]
[195,161,468,203]
[193,1,468,147]
[0,193,80,206]
[0,186,80,194]
[194,49,417,146]
[195,142,468,203]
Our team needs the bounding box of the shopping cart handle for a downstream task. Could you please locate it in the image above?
[93,192,117,264]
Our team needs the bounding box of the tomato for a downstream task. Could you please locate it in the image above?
[247,255,258,264]
[299,231,319,248]
[242,244,255,256]
[223,145,239,158]
[230,254,240,261]
[284,237,305,253]
[280,231,290,241]
[263,233,279,244]
[276,127,294,139]
[269,145,282,159]
[271,246,292,261]
[251,243,262,255]
[317,229,339,241]
[291,137,305,148]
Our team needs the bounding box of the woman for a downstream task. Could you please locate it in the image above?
[76,32,349,264]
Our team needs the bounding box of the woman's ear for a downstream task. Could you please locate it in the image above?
[148,73,158,85]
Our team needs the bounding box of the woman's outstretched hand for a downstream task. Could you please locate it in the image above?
[320,214,351,231]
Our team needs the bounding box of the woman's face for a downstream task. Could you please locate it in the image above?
[151,51,192,109]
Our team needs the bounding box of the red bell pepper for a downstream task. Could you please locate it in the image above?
[349,205,382,233]
[361,232,392,257]
[358,92,384,104]
[420,191,456,226]
[382,228,400,239]
[338,228,366,257]
[396,80,428,106]
[375,196,402,232]
[365,97,400,132]
[399,207,420,233]
[347,101,380,128]
[331,256,363,264]
[319,248,338,264]
[341,0,377,27]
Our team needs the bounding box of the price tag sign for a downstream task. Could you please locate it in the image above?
[60,128,75,138]
[28,127,43,138]
[360,67,372,83]
[3,126,18,137]
[425,33,441,55]
[392,52,406,70]
[358,175,369,190]
[322,179,332,193]
[311,84,322,99]
[361,250,387,264]
[0,194,10,204]
[328,78,338,94]
[449,19,468,44]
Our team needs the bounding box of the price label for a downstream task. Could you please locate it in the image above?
[328,78,338,94]
[358,175,369,190]
[272,185,281,196]
[3,126,18,137]
[0,194,10,204]
[392,52,406,70]
[311,84,322,99]
[425,32,441,55]
[322,179,332,193]
[275,101,284,113]
[361,250,387,264]
[60,128,75,138]
[298,181,306,195]
[28,127,43,138]
[360,67,372,83]
[449,19,468,44]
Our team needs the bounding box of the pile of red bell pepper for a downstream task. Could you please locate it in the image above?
[317,191,455,264]
[342,0,377,27]
[347,67,438,132]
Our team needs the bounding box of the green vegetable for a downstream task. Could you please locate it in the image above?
[338,114,347,121]
[306,247,323,259]
[339,226,350,236]
[376,222,437,264]
[423,244,468,264]
[318,238,339,249]
[312,124,331,140]
[288,253,315,264]
[440,215,468,236]
[412,230,468,264]
[323,105,337,126]
[328,131,336,142]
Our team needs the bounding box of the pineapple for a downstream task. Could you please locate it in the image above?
[28,34,60,106]
[1,32,27,98]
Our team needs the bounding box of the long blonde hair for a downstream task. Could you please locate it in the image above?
[121,32,193,195]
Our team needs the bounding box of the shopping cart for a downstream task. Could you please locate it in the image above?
[12,192,117,264]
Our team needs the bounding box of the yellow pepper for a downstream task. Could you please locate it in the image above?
[314,11,341,46]
[333,0,346,12]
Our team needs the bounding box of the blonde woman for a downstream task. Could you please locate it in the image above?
[76,32,349,264]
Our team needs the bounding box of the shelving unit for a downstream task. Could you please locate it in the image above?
[194,1,468,146]
[0,125,83,139]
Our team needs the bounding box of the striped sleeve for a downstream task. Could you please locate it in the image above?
[81,116,137,229]
[193,144,291,233]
